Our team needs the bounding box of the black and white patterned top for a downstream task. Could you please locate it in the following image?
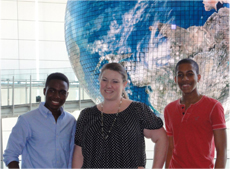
[74,101,163,168]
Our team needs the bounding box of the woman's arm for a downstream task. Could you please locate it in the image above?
[72,145,83,169]
[144,127,168,169]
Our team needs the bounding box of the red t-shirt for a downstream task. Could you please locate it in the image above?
[164,95,226,168]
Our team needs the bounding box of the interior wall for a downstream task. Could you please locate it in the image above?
[1,0,71,70]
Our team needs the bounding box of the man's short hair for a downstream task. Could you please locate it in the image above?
[175,58,199,74]
[45,72,69,88]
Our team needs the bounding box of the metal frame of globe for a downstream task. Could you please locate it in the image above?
[64,1,229,119]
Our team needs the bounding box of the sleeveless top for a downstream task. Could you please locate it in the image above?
[74,101,163,168]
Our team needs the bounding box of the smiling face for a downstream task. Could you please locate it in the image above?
[175,63,201,96]
[100,69,127,101]
[43,79,69,113]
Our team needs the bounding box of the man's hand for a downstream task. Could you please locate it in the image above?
[8,161,19,169]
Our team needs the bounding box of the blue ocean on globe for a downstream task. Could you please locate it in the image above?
[65,0,229,118]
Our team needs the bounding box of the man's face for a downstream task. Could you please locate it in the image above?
[203,0,216,11]
[43,79,69,113]
[175,63,201,95]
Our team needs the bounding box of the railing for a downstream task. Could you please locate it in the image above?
[1,76,95,117]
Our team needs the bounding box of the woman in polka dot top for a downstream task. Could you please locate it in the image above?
[72,62,168,168]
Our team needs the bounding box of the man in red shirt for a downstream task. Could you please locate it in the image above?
[164,58,227,168]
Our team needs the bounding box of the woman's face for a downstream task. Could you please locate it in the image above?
[100,69,127,101]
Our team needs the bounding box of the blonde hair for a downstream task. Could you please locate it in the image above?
[99,62,129,99]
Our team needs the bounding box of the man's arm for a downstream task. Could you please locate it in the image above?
[165,136,173,168]
[144,127,168,169]
[3,116,30,168]
[213,129,227,169]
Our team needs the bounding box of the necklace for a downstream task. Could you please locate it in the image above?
[100,98,122,140]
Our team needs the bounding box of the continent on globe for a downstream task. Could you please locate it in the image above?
[65,0,229,119]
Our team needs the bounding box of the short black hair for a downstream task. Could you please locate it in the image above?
[175,58,199,74]
[45,72,69,88]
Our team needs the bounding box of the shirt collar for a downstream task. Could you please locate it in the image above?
[39,102,65,119]
[177,95,205,106]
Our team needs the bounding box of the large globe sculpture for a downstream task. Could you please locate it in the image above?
[65,0,229,119]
